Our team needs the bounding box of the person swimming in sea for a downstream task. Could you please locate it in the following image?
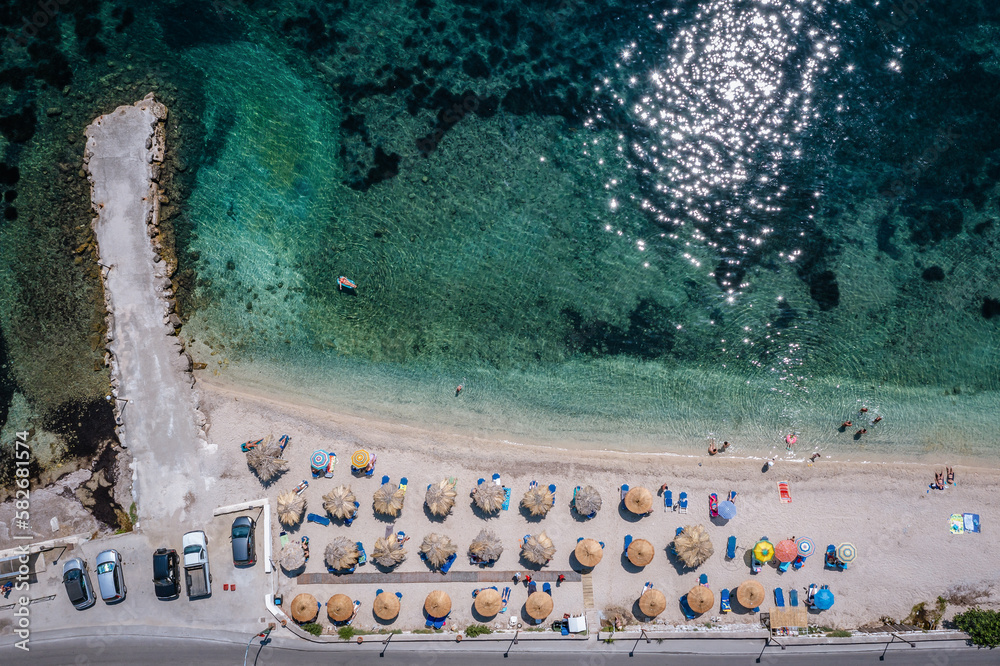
[455,378,465,396]
[841,420,852,428]
[708,440,718,455]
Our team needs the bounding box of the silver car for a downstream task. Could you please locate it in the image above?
[61,558,96,610]
[95,549,127,603]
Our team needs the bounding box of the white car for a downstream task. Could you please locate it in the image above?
[182,531,211,599]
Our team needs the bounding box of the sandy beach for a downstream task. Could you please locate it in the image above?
[194,376,1000,633]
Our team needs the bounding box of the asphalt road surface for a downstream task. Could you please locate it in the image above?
[1,635,993,666]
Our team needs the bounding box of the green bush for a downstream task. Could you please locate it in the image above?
[301,623,322,637]
[337,626,356,641]
[464,624,493,638]
[955,608,1000,648]
[825,630,851,638]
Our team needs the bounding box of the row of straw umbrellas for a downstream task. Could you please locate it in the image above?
[272,480,608,526]
[636,580,766,618]
[289,586,557,625]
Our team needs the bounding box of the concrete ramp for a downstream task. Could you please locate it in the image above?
[84,95,207,527]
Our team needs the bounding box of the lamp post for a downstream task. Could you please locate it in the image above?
[243,626,272,666]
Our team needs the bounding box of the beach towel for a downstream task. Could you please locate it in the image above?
[963,513,981,533]
[279,531,290,548]
[778,481,792,503]
[501,486,512,511]
[949,514,964,534]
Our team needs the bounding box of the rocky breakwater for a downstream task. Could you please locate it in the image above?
[83,94,211,526]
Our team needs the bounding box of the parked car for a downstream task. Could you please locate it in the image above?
[95,549,127,603]
[182,531,212,599]
[61,558,96,610]
[231,516,256,566]
[152,548,180,600]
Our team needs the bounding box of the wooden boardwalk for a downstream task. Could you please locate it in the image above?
[298,570,581,585]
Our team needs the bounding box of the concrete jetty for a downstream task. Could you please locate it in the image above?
[84,94,209,527]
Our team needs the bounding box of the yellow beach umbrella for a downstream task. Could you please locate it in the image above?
[351,449,371,469]
[639,589,666,617]
[687,586,714,614]
[753,540,774,562]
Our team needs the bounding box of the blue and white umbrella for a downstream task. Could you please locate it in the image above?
[718,500,737,520]
[797,537,816,558]
[814,588,835,610]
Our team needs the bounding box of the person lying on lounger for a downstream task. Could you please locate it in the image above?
[947,467,955,485]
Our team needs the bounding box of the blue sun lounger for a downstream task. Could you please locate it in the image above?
[543,582,552,595]
[699,573,708,586]
[726,536,737,559]
[439,552,457,574]
[356,542,367,565]
[678,492,689,513]
[720,588,731,613]
[680,594,697,620]
[501,486,512,510]
[492,473,501,484]
[343,501,360,526]
[664,490,673,510]
[477,478,485,486]
[307,512,331,526]
[789,589,799,607]
[381,475,390,485]
[774,588,785,607]
[624,534,633,555]
[548,484,556,505]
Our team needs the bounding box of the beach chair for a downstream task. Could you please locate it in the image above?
[397,531,406,543]
[678,492,689,514]
[492,473,501,485]
[529,480,538,490]
[548,484,556,505]
[325,452,336,478]
[789,589,799,607]
[623,534,633,556]
[709,493,719,518]
[364,464,375,478]
[805,584,817,606]
[543,582,552,595]
[664,490,673,510]
[356,542,367,565]
[726,536,736,560]
[774,588,785,607]
[527,581,537,595]
[440,552,457,574]
[395,591,403,600]
[346,600,361,625]
[641,581,652,596]
[381,475,390,485]
[699,574,708,586]
[477,478,485,486]
[399,477,408,493]
[523,535,530,546]
[778,560,791,573]
[344,501,360,527]
[599,541,605,549]
[307,512,331,526]
[279,531,290,548]
[792,555,805,570]
[501,586,511,613]
[426,617,434,628]
[728,490,738,502]
[720,588,731,613]
[752,555,762,574]
[620,484,629,502]
[680,594,697,620]
[824,545,837,569]
[778,481,792,503]
[377,588,383,596]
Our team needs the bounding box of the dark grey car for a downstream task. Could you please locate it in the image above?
[152,548,180,600]
[62,558,96,610]
[231,516,256,566]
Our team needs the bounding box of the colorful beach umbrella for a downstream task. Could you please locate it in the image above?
[775,539,798,563]
[837,543,857,563]
[797,537,816,558]
[753,539,774,562]
[814,587,835,610]
[351,449,371,469]
[311,450,329,470]
[718,500,737,520]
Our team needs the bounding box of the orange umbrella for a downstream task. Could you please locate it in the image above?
[625,487,653,514]
[775,539,798,563]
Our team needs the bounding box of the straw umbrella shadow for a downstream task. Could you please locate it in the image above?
[619,551,646,575]
[632,598,657,622]
[617,503,644,523]
[664,545,692,575]
[519,504,548,523]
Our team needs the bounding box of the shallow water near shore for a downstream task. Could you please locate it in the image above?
[3,1,1000,463]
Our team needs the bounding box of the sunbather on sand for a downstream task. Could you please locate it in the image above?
[947,467,955,484]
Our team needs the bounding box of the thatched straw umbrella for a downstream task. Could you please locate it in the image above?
[374,591,400,621]
[472,482,506,513]
[674,524,714,568]
[424,590,451,618]
[575,538,603,568]
[574,485,602,516]
[521,486,554,516]
[373,536,407,567]
[687,586,714,614]
[737,580,765,609]
[474,588,503,617]
[278,542,305,572]
[469,529,504,563]
[521,532,556,565]
[525,591,553,620]
[373,482,405,517]
[246,442,287,482]
[625,486,653,514]
[325,536,360,571]
[290,593,318,623]
[323,485,356,520]
[327,594,354,622]
[276,489,306,526]
[627,538,655,566]
[639,589,666,617]
[425,479,457,517]
[420,533,457,568]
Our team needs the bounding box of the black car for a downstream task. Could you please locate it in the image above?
[231,516,256,566]
[152,548,180,600]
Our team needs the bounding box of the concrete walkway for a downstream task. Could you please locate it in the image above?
[298,570,580,585]
[84,95,207,529]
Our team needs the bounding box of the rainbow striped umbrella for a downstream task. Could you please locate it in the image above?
[837,543,857,563]
[351,449,371,469]
[797,537,816,558]
[311,450,329,470]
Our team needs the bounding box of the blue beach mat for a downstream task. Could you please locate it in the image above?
[501,486,512,511]
[963,513,981,533]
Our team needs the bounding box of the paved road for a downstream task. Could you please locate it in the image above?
[1,634,990,666]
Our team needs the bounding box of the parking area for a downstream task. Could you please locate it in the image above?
[4,509,270,635]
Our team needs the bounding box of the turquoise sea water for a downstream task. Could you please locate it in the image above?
[2,0,1000,462]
